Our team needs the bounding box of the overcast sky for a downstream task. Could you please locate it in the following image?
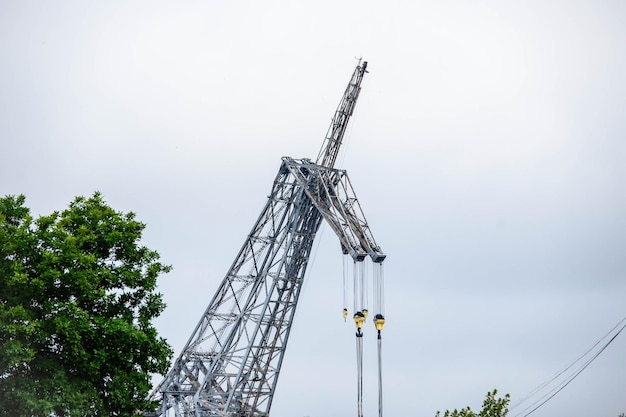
[2,1,625,416]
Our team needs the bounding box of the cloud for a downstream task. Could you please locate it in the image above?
[2,1,625,416]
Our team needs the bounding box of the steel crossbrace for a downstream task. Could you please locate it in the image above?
[283,157,386,263]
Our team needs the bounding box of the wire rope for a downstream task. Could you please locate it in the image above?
[343,254,349,321]
[373,263,385,317]
[352,259,366,417]
[356,331,364,417]
[362,261,368,318]
[380,265,385,316]
[373,262,385,417]
[353,260,359,313]
[511,315,626,417]
[377,329,383,417]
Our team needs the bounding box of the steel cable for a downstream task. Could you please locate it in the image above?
[343,255,349,321]
[377,331,383,417]
[353,260,359,313]
[511,315,626,417]
[359,261,366,315]
[356,331,364,417]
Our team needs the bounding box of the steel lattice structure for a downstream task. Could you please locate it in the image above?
[148,60,384,417]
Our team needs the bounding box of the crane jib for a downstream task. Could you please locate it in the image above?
[316,60,368,169]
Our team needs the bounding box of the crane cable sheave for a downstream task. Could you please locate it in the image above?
[316,60,368,169]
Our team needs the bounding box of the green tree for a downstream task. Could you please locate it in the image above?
[0,193,172,416]
[435,389,510,417]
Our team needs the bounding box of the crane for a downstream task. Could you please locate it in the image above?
[148,60,386,417]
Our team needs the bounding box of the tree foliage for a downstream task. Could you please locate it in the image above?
[435,389,510,417]
[0,193,172,416]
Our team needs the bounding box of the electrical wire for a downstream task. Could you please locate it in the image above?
[513,314,626,409]
[511,315,626,417]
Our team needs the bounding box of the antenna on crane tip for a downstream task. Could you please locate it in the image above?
[355,56,368,72]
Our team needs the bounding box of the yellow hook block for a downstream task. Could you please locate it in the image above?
[374,314,385,331]
[353,311,365,329]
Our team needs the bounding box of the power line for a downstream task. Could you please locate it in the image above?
[510,315,626,417]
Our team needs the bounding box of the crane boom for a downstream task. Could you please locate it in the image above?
[149,60,382,417]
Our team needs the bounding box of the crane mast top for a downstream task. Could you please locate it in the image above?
[316,60,368,169]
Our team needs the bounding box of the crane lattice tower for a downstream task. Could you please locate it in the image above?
[149,60,386,417]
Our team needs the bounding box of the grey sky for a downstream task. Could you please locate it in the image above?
[1,1,625,416]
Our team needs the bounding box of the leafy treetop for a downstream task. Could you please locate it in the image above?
[0,193,172,417]
[435,389,510,417]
